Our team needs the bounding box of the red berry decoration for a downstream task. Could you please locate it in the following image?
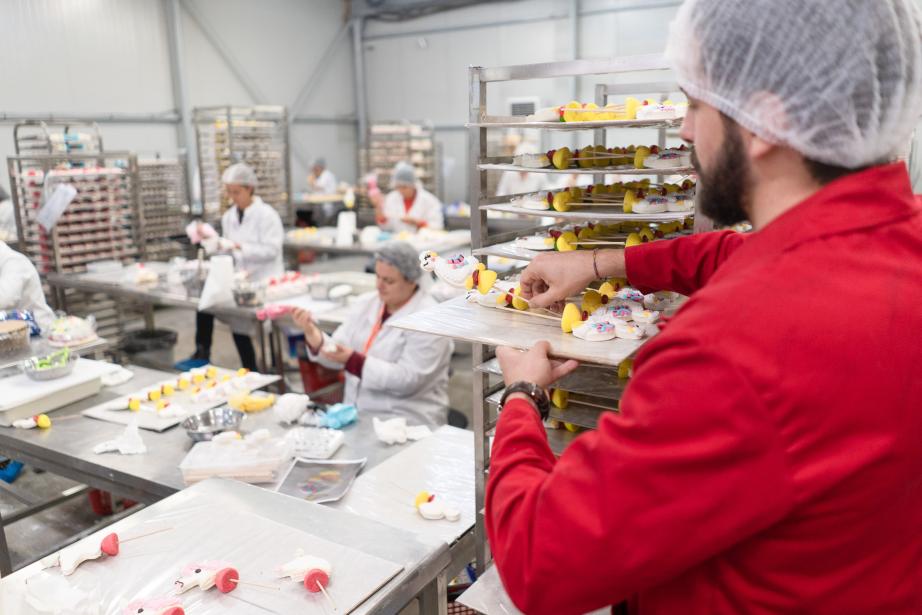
[581,311,589,320]
[214,567,239,593]
[650,145,660,154]
[100,533,120,557]
[303,569,330,593]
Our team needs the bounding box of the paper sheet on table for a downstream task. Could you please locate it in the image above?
[36,183,77,231]
[327,426,475,545]
[5,506,403,615]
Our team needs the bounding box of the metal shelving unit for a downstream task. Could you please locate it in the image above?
[138,157,190,261]
[466,55,698,576]
[13,120,103,158]
[359,121,441,214]
[7,151,143,341]
[193,105,291,226]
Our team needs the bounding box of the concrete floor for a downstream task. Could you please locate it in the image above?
[1,255,475,574]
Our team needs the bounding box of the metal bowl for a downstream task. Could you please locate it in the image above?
[21,351,78,381]
[233,286,264,307]
[181,407,245,442]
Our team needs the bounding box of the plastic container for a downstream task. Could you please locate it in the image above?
[120,329,178,366]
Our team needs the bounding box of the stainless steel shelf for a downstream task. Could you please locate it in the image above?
[481,202,692,222]
[479,163,694,176]
[467,117,682,131]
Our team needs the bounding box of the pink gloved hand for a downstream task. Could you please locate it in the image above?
[256,304,294,321]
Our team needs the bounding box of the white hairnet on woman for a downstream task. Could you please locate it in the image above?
[375,162,444,232]
[665,0,922,168]
[221,162,258,187]
[292,241,453,428]
[375,241,423,282]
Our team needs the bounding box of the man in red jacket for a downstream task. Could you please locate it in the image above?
[486,1,922,614]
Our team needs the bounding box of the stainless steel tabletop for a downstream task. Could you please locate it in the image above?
[0,478,450,615]
[0,365,408,504]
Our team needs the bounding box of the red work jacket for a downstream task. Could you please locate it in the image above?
[486,163,922,615]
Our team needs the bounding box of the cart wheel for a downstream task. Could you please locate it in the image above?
[215,567,239,593]
[303,569,330,593]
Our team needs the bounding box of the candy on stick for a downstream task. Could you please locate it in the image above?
[12,414,51,429]
[173,561,279,594]
[43,527,171,575]
[414,491,461,522]
[276,549,336,607]
[122,596,185,615]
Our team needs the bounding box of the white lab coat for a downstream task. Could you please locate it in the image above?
[380,185,444,232]
[308,289,453,429]
[309,169,338,195]
[0,199,16,243]
[221,196,284,283]
[496,171,551,196]
[0,241,55,331]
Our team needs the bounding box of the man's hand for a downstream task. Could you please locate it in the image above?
[321,343,353,364]
[400,216,425,229]
[520,252,597,307]
[496,342,579,389]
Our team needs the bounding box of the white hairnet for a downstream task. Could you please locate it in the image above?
[221,163,258,187]
[665,0,922,168]
[312,157,326,168]
[391,162,417,187]
[375,241,422,282]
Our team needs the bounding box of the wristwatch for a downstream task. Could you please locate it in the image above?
[500,381,550,421]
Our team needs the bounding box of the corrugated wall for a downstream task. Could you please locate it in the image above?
[0,0,357,195]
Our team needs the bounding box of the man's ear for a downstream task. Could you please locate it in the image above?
[749,133,775,161]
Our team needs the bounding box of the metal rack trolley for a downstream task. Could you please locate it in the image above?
[193,105,292,225]
[137,156,190,261]
[359,121,442,212]
[7,151,144,340]
[467,54,695,574]
[13,120,104,157]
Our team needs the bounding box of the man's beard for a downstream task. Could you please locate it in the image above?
[692,118,751,226]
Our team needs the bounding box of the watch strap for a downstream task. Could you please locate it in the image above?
[501,381,550,421]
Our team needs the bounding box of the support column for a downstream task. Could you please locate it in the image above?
[163,0,198,211]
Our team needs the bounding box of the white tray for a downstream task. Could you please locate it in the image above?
[482,202,693,222]
[388,296,646,366]
[81,367,280,431]
[0,359,116,425]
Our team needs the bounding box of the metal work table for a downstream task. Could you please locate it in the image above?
[0,478,451,615]
[284,228,471,257]
[44,267,375,379]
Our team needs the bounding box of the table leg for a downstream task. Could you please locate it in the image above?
[258,324,269,374]
[271,323,287,394]
[417,571,448,615]
[0,507,12,576]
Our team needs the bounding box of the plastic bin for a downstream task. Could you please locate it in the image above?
[120,329,178,366]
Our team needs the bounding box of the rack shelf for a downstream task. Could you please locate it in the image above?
[479,162,694,175]
[467,117,682,131]
[481,202,692,222]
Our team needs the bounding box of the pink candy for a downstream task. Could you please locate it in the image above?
[256,304,294,321]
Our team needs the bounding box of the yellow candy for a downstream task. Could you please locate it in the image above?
[634,146,651,169]
[192,374,205,384]
[556,231,578,252]
[639,228,656,242]
[625,97,640,120]
[511,286,529,311]
[609,277,628,290]
[177,378,190,390]
[561,303,583,333]
[578,146,594,169]
[206,380,217,389]
[581,289,603,314]
[562,101,582,122]
[598,282,616,300]
[161,384,174,397]
[626,232,643,248]
[205,366,217,379]
[414,491,432,509]
[147,389,161,402]
[156,400,168,411]
[593,144,609,168]
[191,386,201,394]
[577,227,596,241]
[564,422,581,433]
[551,191,572,212]
[618,358,634,380]
[222,374,231,382]
[35,414,51,429]
[477,269,497,294]
[569,187,584,201]
[543,237,555,248]
[237,368,250,377]
[551,388,569,409]
[551,147,572,169]
[623,190,636,214]
[128,398,141,412]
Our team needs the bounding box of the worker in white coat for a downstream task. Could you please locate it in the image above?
[374,162,444,232]
[185,163,284,370]
[0,240,55,331]
[304,156,340,226]
[0,185,16,243]
[291,242,453,428]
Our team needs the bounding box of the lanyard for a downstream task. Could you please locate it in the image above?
[362,305,387,354]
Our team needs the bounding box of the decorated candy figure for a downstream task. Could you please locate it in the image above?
[121,596,185,615]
